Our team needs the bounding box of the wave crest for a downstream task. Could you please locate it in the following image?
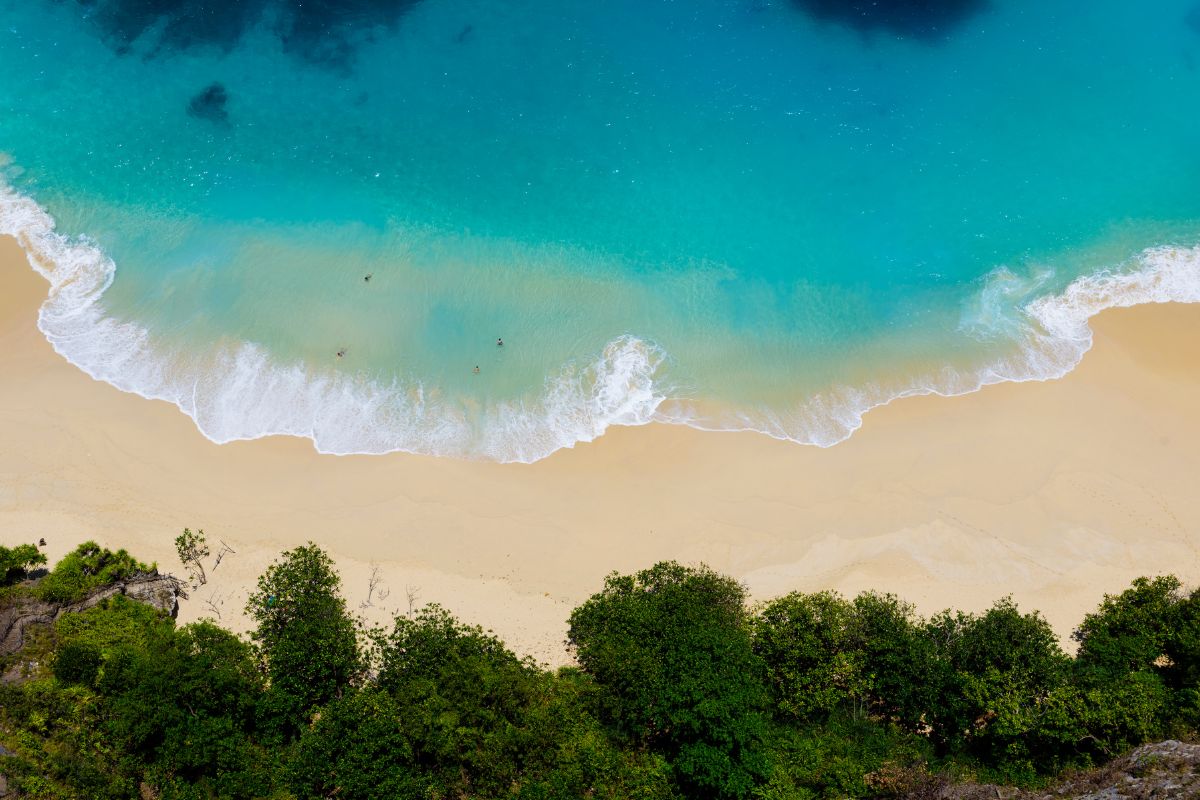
[0,181,669,462]
[3,178,1198,460]
[719,245,1200,448]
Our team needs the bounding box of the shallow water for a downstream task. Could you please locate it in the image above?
[2,0,1199,460]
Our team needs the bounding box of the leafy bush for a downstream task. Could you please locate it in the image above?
[759,715,931,799]
[246,543,361,738]
[569,561,771,799]
[52,640,102,686]
[1074,576,1181,682]
[753,591,862,721]
[3,543,1199,800]
[0,542,46,585]
[289,688,426,799]
[35,541,151,604]
[922,598,1070,763]
[850,591,937,730]
[375,604,545,794]
[55,593,171,654]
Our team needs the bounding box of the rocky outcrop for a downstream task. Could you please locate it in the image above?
[1045,740,1200,800]
[890,740,1200,799]
[0,572,185,659]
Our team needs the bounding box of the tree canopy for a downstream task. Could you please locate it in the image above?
[0,542,46,586]
[246,542,362,737]
[2,544,1198,800]
[568,561,771,799]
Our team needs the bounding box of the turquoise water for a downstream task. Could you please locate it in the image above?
[2,0,1199,460]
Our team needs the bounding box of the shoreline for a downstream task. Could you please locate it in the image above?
[3,234,1200,663]
[7,180,1197,465]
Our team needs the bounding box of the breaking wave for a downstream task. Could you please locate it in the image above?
[0,181,669,462]
[3,178,1198,461]
[700,245,1200,447]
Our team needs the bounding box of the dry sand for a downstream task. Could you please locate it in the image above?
[2,234,1199,664]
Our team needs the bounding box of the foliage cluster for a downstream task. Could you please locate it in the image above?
[1,542,1198,800]
[34,541,152,604]
[0,542,46,587]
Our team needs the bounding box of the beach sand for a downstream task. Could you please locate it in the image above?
[2,234,1199,664]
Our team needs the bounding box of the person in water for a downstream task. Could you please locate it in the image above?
[497,337,504,346]
[364,273,372,283]
[336,349,346,358]
[473,365,480,374]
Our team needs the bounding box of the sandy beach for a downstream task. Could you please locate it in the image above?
[2,233,1199,664]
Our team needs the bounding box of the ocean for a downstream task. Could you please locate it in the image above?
[2,0,1199,461]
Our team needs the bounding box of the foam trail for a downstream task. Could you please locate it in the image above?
[3,178,1199,461]
[0,181,669,462]
[690,246,1200,448]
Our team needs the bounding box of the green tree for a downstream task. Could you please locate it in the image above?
[752,590,935,729]
[0,542,46,586]
[924,598,1070,765]
[289,688,427,800]
[513,668,676,800]
[35,541,150,603]
[1164,586,1200,723]
[759,715,930,800]
[752,590,862,721]
[1073,576,1181,682]
[961,662,1172,781]
[374,604,546,796]
[97,620,271,797]
[850,591,935,731]
[1064,576,1184,743]
[568,562,770,799]
[246,543,361,738]
[174,527,210,587]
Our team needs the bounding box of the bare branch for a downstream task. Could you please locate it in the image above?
[211,539,237,573]
[202,589,226,620]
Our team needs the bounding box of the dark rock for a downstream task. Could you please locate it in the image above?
[1187,3,1200,36]
[187,82,229,124]
[0,572,185,660]
[70,0,423,68]
[910,740,1200,799]
[792,0,987,41]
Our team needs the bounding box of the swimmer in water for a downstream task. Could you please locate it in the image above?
[473,365,480,374]
[364,273,373,283]
[336,349,346,358]
[496,337,504,346]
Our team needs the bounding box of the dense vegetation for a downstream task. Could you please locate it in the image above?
[32,542,151,604]
[1,540,1198,799]
[0,543,45,587]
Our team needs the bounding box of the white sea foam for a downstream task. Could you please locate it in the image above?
[0,181,668,462]
[697,244,1200,448]
[3,178,1199,461]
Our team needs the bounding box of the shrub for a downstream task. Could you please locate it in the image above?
[1074,576,1181,682]
[753,591,862,721]
[35,541,151,604]
[568,561,771,799]
[289,688,426,800]
[0,543,46,586]
[923,598,1070,765]
[52,641,102,686]
[374,604,546,795]
[246,543,361,738]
